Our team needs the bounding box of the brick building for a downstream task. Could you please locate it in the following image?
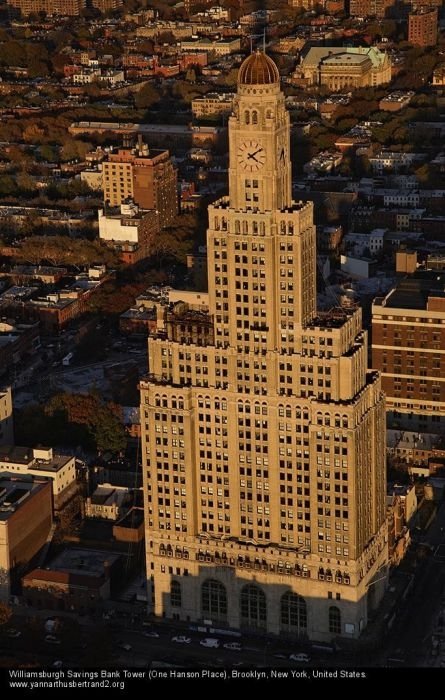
[7,0,85,15]
[408,9,438,47]
[102,138,177,229]
[372,271,445,433]
[0,472,53,601]
[22,549,121,613]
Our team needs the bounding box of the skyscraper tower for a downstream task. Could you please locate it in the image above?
[140,52,388,641]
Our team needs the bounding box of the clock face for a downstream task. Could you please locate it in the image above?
[237,140,266,172]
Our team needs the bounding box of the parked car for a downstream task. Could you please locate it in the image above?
[223,642,242,651]
[171,635,191,644]
[117,643,132,652]
[44,635,61,645]
[142,630,160,639]
[289,653,310,663]
[199,638,220,649]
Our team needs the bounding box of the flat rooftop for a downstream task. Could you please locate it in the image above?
[0,472,48,521]
[115,507,144,529]
[0,446,73,472]
[49,547,121,577]
[380,271,445,310]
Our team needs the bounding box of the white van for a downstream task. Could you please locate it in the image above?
[199,638,220,648]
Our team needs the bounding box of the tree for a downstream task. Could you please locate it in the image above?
[60,139,91,163]
[16,393,127,454]
[38,144,59,162]
[0,41,25,67]
[415,164,434,187]
[134,82,161,110]
[47,392,126,454]
[215,68,238,88]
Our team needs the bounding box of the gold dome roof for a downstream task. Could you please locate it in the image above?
[238,51,280,86]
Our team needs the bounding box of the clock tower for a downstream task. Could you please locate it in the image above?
[228,51,292,213]
[141,50,388,643]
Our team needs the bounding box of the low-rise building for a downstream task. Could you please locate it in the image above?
[119,305,158,335]
[304,151,343,174]
[432,63,445,87]
[98,70,125,87]
[98,203,159,261]
[386,483,416,566]
[27,293,82,334]
[0,266,68,285]
[295,46,391,91]
[80,167,103,191]
[0,446,76,506]
[113,508,144,543]
[22,548,121,612]
[0,472,53,601]
[72,69,101,85]
[344,229,386,257]
[379,91,414,112]
[192,92,235,119]
[180,37,240,55]
[369,151,426,174]
[387,429,445,467]
[340,254,377,278]
[0,321,40,376]
[85,484,129,521]
[317,225,343,253]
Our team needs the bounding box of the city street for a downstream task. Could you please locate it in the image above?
[383,503,445,667]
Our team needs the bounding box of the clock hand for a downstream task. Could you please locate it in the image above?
[248,148,263,158]
[247,153,259,162]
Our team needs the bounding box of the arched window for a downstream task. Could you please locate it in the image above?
[240,584,267,629]
[202,579,227,620]
[280,592,307,633]
[329,606,341,635]
[244,111,250,125]
[170,580,181,608]
[252,110,258,124]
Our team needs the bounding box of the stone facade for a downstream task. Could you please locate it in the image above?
[141,52,388,642]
